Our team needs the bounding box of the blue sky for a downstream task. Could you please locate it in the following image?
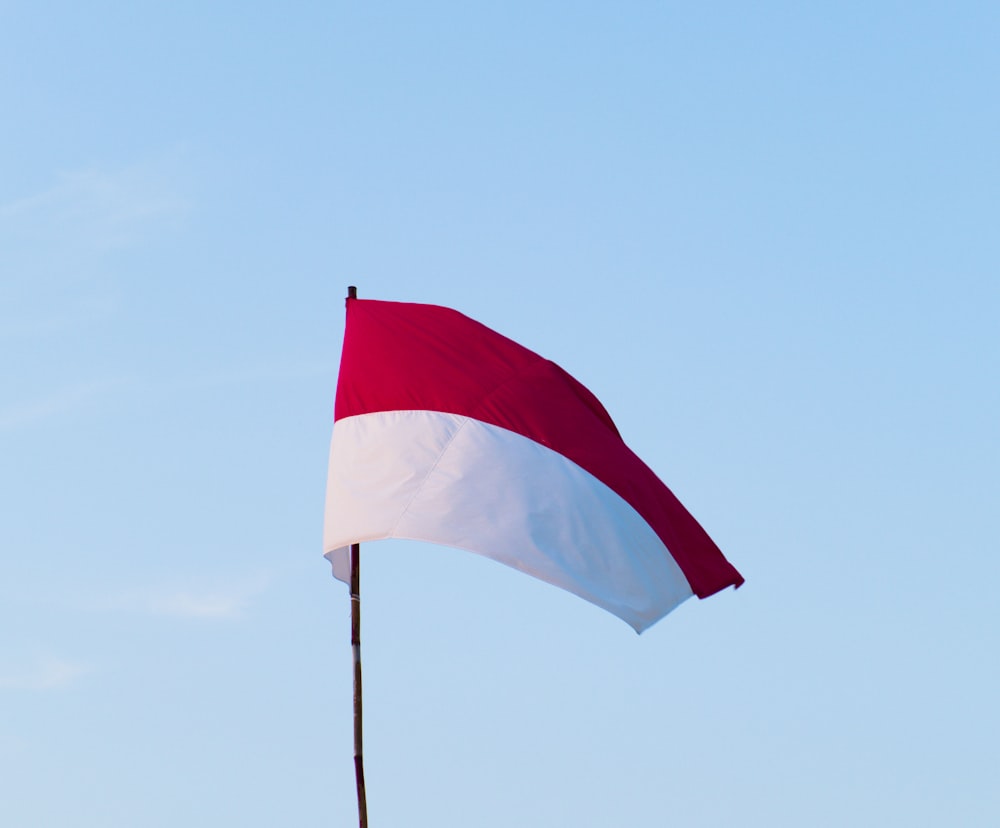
[2,3,998,825]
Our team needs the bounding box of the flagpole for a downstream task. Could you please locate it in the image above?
[347,285,368,828]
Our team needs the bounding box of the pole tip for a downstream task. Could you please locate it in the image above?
[347,285,358,300]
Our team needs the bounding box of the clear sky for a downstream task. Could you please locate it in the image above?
[2,2,998,826]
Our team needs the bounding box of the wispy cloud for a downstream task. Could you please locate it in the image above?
[110,572,272,620]
[0,294,119,339]
[0,154,191,336]
[0,656,91,691]
[0,160,190,254]
[0,379,122,431]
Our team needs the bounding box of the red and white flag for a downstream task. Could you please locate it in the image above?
[324,298,743,632]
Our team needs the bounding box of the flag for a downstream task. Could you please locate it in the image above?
[324,297,743,632]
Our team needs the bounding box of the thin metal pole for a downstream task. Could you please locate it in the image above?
[351,541,367,828]
[346,285,368,828]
